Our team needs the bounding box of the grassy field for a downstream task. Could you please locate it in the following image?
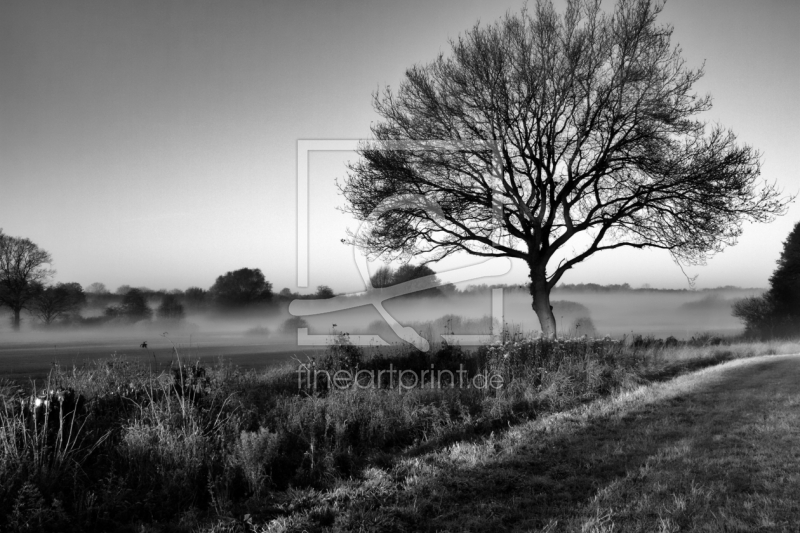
[322,353,799,532]
[0,336,797,532]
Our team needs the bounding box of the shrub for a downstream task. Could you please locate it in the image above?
[244,325,270,337]
[233,428,282,496]
[280,316,308,335]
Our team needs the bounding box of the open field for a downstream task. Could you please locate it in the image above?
[0,335,322,384]
[0,285,762,387]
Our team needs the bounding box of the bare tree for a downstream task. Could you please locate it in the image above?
[31,283,86,325]
[86,282,109,294]
[342,0,789,337]
[0,230,54,330]
[369,265,394,289]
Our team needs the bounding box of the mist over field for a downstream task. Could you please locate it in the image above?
[0,286,763,382]
[293,287,764,339]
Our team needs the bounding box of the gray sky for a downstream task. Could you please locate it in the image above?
[1,0,798,294]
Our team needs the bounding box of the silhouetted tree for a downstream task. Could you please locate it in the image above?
[118,288,152,321]
[278,288,296,300]
[342,0,788,337]
[734,221,800,337]
[0,230,53,330]
[390,264,443,297]
[86,282,109,294]
[280,316,309,335]
[209,268,273,309]
[767,222,800,330]
[368,263,446,296]
[315,285,335,299]
[31,282,86,325]
[183,287,208,310]
[732,295,775,338]
[115,285,132,296]
[158,293,185,321]
[369,266,394,289]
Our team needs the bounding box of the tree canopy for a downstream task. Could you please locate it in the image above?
[31,282,86,325]
[342,0,789,337]
[0,230,53,330]
[209,268,273,309]
[369,263,448,297]
[157,293,185,321]
[118,288,153,321]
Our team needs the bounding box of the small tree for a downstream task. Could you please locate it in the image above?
[315,285,335,299]
[31,282,86,325]
[209,268,273,309]
[280,316,309,335]
[158,293,185,321]
[118,288,152,322]
[183,287,208,310]
[278,288,296,301]
[369,266,394,289]
[115,285,132,296]
[732,296,775,338]
[368,263,445,297]
[342,0,789,337]
[0,230,54,330]
[85,282,109,294]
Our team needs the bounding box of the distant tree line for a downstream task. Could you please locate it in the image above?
[4,226,788,335]
[0,231,458,330]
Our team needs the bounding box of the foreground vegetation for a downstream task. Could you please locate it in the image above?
[0,334,797,532]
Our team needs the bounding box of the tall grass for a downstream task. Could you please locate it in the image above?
[0,330,795,532]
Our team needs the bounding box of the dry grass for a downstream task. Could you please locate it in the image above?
[0,335,797,532]
[245,344,800,533]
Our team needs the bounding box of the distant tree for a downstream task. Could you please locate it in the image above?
[0,230,54,330]
[370,266,394,289]
[315,285,335,299]
[183,287,208,310]
[209,268,273,309]
[367,263,446,297]
[280,316,309,335]
[86,282,109,294]
[390,264,444,297]
[342,0,788,337]
[278,287,296,300]
[31,282,86,325]
[157,293,185,321]
[115,285,132,296]
[118,288,152,321]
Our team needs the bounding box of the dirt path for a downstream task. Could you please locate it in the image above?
[380,354,800,532]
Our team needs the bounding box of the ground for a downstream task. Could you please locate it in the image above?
[332,354,800,532]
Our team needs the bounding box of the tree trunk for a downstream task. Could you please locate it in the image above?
[11,308,21,331]
[529,265,557,339]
